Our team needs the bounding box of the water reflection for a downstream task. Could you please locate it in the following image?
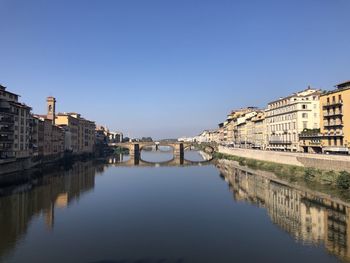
[1,156,349,262]
[184,150,212,162]
[141,146,175,163]
[0,160,102,261]
[217,159,350,262]
[107,150,212,167]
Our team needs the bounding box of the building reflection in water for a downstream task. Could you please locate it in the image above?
[0,160,101,260]
[217,159,350,262]
[108,153,129,164]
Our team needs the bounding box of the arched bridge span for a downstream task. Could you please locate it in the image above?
[109,142,194,157]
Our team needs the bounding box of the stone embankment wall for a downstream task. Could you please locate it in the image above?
[218,146,350,172]
[0,158,39,175]
[0,153,67,176]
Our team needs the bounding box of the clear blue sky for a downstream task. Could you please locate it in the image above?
[0,0,349,139]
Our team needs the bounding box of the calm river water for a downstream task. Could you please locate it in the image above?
[0,149,349,263]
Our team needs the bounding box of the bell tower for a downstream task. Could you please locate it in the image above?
[47,96,56,124]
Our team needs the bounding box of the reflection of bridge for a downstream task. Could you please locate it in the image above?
[107,152,213,167]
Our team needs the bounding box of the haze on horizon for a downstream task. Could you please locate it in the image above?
[0,0,349,139]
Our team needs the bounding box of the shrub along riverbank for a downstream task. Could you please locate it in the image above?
[214,152,350,190]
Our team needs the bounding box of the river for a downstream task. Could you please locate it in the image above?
[0,149,349,263]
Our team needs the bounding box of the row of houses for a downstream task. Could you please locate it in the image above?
[191,80,350,154]
[0,85,122,163]
[95,125,123,146]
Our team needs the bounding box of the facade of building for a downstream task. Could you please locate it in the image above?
[109,131,123,143]
[95,126,123,146]
[56,112,95,154]
[251,111,267,149]
[30,116,43,157]
[1,86,99,165]
[235,110,259,148]
[32,115,64,157]
[266,88,321,152]
[320,81,350,153]
[0,85,32,160]
[300,81,350,154]
[0,85,17,160]
[217,107,258,146]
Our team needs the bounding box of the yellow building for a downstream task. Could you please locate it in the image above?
[56,113,95,154]
[300,81,350,154]
[320,81,350,153]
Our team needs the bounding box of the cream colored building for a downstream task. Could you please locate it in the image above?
[194,129,220,143]
[251,111,267,149]
[235,111,257,147]
[266,87,321,152]
[219,107,258,145]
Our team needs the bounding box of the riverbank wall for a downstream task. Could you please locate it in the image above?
[217,146,350,172]
[0,152,98,176]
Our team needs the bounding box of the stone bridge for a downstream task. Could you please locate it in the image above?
[107,142,214,167]
[109,141,194,158]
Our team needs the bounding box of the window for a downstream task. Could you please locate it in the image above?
[302,113,308,118]
[302,104,307,109]
[303,121,308,129]
[339,94,342,102]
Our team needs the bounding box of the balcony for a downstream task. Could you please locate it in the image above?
[323,131,344,137]
[300,140,321,146]
[0,137,13,143]
[299,133,322,139]
[322,100,343,108]
[0,117,14,124]
[323,110,343,117]
[0,126,14,133]
[324,122,344,128]
[269,140,292,145]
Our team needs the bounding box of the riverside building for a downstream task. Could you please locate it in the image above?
[251,111,267,149]
[221,107,258,146]
[56,112,95,154]
[300,81,350,154]
[266,87,321,152]
[0,85,32,161]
